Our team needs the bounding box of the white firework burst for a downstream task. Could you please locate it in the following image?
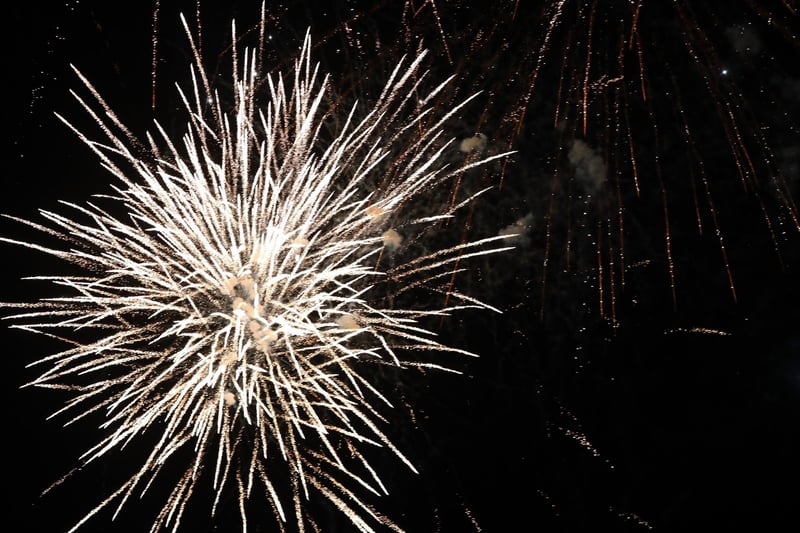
[3,14,512,533]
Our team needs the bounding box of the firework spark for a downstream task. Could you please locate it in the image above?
[327,1,799,329]
[2,14,512,533]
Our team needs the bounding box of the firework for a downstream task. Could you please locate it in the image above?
[315,0,799,328]
[2,13,512,533]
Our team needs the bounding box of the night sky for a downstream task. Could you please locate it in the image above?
[5,2,800,532]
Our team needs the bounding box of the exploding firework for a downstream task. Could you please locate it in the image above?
[2,11,512,533]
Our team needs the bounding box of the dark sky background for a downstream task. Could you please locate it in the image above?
[5,1,800,532]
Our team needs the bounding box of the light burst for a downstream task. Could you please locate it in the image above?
[2,15,511,533]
